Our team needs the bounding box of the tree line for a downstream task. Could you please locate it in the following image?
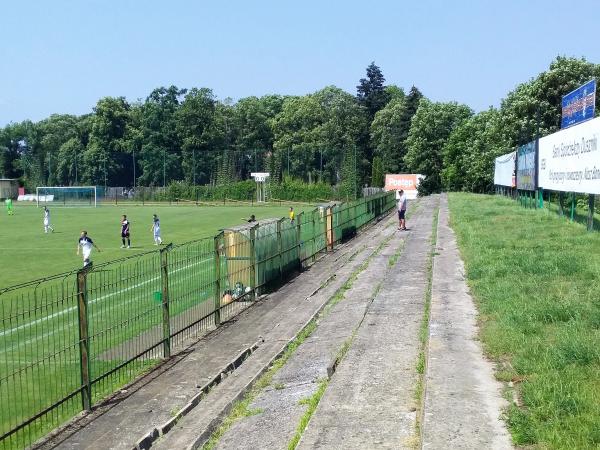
[1,57,599,197]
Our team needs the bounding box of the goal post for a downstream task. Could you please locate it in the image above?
[36,186,99,207]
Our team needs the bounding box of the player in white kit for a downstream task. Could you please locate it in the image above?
[77,231,101,267]
[43,206,54,233]
[151,214,162,245]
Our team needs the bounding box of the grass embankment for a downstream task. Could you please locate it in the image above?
[448,193,600,449]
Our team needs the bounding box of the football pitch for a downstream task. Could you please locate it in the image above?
[0,202,295,288]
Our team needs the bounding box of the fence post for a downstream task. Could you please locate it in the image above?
[588,195,595,231]
[76,267,92,411]
[559,192,564,216]
[160,245,171,359]
[249,225,257,299]
[214,234,221,326]
[326,207,333,252]
[277,219,283,279]
[570,193,575,222]
[538,188,544,209]
[296,212,302,269]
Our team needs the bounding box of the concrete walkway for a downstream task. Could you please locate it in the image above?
[421,194,512,449]
[297,195,439,449]
[205,206,411,450]
[39,207,399,450]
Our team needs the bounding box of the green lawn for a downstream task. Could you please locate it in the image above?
[0,203,294,288]
[448,193,600,449]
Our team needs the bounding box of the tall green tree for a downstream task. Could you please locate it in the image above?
[370,86,423,174]
[83,97,131,186]
[442,108,510,193]
[176,88,218,185]
[404,99,472,194]
[356,62,390,119]
[138,86,186,186]
[500,56,600,147]
[272,86,367,197]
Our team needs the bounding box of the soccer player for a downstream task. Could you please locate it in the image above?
[43,206,54,233]
[77,231,100,267]
[5,198,14,215]
[151,214,162,245]
[120,215,131,248]
[289,207,295,224]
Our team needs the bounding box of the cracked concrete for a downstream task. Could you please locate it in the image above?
[421,194,512,450]
[296,195,439,450]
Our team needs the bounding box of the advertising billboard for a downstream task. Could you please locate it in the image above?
[538,116,600,194]
[517,142,537,191]
[384,174,424,200]
[494,151,516,187]
[561,79,596,129]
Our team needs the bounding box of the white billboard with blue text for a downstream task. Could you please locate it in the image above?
[538,116,600,194]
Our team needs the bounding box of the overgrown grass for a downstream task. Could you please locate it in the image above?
[288,378,329,450]
[448,193,600,449]
[412,204,439,445]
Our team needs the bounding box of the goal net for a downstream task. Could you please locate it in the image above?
[36,186,99,207]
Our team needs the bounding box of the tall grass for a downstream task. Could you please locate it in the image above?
[448,193,600,449]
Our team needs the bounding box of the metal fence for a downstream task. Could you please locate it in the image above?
[0,191,395,449]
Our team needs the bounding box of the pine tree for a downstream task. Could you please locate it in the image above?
[357,62,390,119]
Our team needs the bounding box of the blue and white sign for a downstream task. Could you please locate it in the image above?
[517,142,537,191]
[561,79,596,129]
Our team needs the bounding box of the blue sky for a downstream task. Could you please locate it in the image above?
[1,0,599,126]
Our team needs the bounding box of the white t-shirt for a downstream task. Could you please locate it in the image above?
[43,210,50,223]
[397,195,407,211]
[79,236,94,257]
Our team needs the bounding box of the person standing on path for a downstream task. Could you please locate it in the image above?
[121,215,131,248]
[77,230,101,267]
[43,206,54,233]
[397,189,407,230]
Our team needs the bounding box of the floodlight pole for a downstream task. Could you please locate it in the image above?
[163,149,166,188]
[193,148,196,186]
[133,149,136,189]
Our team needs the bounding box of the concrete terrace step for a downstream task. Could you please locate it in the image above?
[421,194,512,450]
[296,195,439,450]
[38,208,399,450]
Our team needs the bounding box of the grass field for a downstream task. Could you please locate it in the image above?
[0,202,295,288]
[448,193,600,449]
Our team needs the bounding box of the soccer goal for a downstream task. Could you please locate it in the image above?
[36,186,99,207]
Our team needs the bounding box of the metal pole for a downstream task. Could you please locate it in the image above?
[277,219,283,279]
[77,268,92,411]
[249,225,257,299]
[588,195,595,231]
[570,193,575,222]
[320,148,323,181]
[160,245,171,358]
[163,149,166,188]
[193,148,196,186]
[133,149,136,190]
[214,234,222,326]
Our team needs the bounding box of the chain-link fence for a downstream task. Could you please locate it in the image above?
[0,191,395,449]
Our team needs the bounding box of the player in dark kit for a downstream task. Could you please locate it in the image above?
[120,215,131,248]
